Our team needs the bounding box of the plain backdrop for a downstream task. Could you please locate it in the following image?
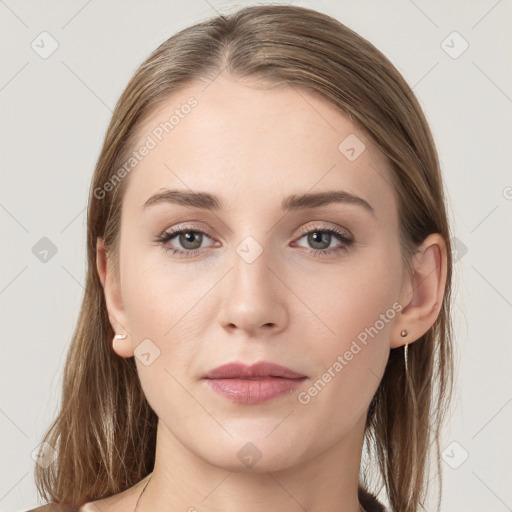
[1,1,511,511]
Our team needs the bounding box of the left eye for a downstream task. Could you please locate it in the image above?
[294,227,353,253]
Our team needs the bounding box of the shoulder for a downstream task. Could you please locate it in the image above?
[24,498,124,512]
[24,501,113,512]
[24,505,79,512]
[25,475,149,512]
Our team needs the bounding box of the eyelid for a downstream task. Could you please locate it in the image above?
[296,223,353,241]
[161,223,216,240]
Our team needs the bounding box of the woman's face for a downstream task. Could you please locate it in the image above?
[108,75,408,471]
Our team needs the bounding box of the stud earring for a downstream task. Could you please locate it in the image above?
[114,334,127,340]
[400,329,408,337]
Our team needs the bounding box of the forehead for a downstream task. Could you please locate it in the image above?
[123,75,396,220]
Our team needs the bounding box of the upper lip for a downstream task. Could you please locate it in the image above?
[203,361,306,379]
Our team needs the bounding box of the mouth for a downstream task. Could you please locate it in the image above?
[203,361,307,404]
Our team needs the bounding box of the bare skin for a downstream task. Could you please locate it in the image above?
[79,474,151,512]
[87,74,447,512]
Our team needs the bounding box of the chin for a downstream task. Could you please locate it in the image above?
[191,429,307,473]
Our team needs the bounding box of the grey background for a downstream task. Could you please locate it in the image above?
[1,0,511,511]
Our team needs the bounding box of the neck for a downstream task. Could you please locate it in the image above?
[137,415,367,512]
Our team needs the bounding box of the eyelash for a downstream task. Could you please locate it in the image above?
[155,224,353,258]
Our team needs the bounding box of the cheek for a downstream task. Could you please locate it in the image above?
[297,249,401,348]
[119,248,212,417]
[119,244,221,394]
[120,241,211,334]
[295,248,401,407]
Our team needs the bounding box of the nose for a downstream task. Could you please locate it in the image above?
[217,244,288,337]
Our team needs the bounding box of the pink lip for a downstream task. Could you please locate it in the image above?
[203,361,306,379]
[203,361,307,404]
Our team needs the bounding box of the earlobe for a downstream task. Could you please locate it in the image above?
[391,233,448,348]
[112,333,134,358]
[95,238,134,358]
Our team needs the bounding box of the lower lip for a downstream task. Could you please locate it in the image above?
[205,377,306,404]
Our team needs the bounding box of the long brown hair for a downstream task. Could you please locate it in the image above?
[34,5,454,511]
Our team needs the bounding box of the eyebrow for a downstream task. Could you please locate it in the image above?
[143,189,375,216]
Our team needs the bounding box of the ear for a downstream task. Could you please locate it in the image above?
[390,233,448,348]
[96,237,134,358]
